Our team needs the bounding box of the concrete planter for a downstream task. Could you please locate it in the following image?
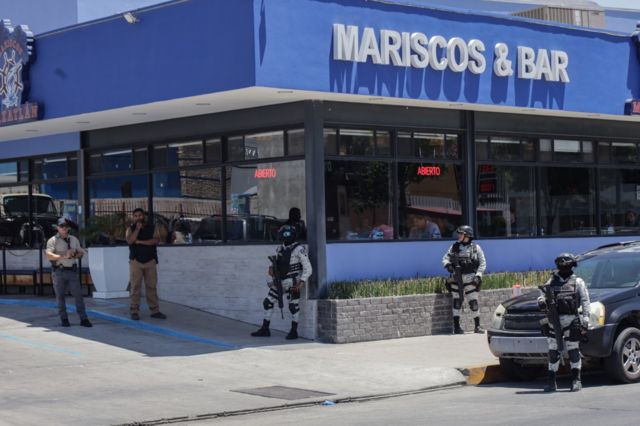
[317,288,517,343]
[88,246,130,298]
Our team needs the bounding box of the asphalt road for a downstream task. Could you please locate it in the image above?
[189,372,640,426]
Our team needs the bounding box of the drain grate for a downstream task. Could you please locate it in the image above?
[231,385,334,400]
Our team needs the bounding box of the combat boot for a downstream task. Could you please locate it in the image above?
[543,371,557,392]
[474,317,485,334]
[570,368,582,392]
[286,321,298,340]
[453,316,464,334]
[251,319,271,337]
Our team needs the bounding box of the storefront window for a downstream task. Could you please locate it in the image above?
[225,160,305,242]
[599,169,640,235]
[539,167,595,236]
[33,157,67,180]
[0,161,18,184]
[325,160,391,240]
[611,142,638,164]
[89,175,148,213]
[152,168,223,244]
[33,182,77,241]
[598,142,611,163]
[324,129,338,155]
[476,165,536,237]
[227,131,285,161]
[398,163,462,239]
[287,129,305,156]
[340,129,375,156]
[489,137,520,161]
[398,132,413,158]
[205,138,222,163]
[475,137,488,161]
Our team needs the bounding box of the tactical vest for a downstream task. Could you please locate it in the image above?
[452,242,479,274]
[129,223,158,263]
[549,274,579,315]
[277,242,300,279]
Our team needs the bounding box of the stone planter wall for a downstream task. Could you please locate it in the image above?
[317,288,518,343]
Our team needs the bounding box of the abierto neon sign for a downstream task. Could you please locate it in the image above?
[417,166,441,176]
[254,168,277,179]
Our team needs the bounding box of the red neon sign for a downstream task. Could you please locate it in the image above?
[254,168,277,179]
[417,166,441,176]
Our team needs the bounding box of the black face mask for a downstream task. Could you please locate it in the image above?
[558,267,573,278]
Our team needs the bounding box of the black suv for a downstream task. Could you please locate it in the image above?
[488,241,640,383]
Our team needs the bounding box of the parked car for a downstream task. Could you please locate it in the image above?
[488,241,640,383]
[0,193,60,247]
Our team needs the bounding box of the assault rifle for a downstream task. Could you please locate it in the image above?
[539,284,564,355]
[448,253,465,304]
[268,255,285,319]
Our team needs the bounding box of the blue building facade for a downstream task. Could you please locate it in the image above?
[1,0,640,294]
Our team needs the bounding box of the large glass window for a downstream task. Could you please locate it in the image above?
[476,165,536,237]
[539,167,595,236]
[226,131,285,161]
[225,160,306,242]
[153,168,222,244]
[599,169,640,235]
[325,160,391,240]
[89,174,148,216]
[398,163,463,239]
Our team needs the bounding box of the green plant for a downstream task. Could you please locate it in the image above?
[80,213,127,245]
[327,270,552,299]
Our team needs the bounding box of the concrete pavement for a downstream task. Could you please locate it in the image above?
[0,296,498,426]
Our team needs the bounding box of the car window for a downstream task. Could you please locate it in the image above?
[577,255,640,289]
[3,196,28,215]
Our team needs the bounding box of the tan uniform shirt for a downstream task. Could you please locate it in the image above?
[46,234,83,267]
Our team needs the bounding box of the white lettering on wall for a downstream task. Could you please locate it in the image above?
[332,23,570,83]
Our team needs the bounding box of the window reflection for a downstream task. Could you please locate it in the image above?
[225,160,306,242]
[325,160,391,240]
[540,167,595,236]
[153,168,222,244]
[476,165,536,237]
[398,163,462,239]
[599,169,640,235]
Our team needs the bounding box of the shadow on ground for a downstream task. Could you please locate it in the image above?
[0,295,313,357]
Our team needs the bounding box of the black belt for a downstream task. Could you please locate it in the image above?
[56,265,78,271]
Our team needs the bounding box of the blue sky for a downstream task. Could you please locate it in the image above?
[597,0,640,9]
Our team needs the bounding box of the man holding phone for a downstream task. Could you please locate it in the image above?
[45,217,92,328]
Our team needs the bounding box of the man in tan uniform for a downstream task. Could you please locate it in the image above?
[45,218,92,327]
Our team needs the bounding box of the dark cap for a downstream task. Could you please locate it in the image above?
[57,217,70,227]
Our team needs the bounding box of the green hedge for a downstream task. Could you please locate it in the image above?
[327,270,552,299]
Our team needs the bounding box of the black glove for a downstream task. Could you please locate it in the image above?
[445,264,455,273]
[473,275,482,289]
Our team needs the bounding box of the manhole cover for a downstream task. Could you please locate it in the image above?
[231,385,334,400]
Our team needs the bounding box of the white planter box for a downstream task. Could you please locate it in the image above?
[88,246,130,299]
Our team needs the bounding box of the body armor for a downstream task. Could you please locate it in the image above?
[548,274,579,315]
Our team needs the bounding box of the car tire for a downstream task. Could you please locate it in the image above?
[499,358,544,381]
[604,327,640,384]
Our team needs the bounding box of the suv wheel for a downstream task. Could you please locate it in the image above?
[605,327,640,383]
[499,358,543,381]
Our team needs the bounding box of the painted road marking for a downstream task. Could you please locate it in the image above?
[0,331,83,357]
[0,299,237,350]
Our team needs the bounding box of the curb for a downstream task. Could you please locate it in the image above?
[459,364,506,385]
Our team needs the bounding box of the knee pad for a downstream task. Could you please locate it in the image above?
[548,349,560,364]
[263,298,274,310]
[469,299,479,312]
[453,298,462,310]
[568,349,581,364]
[288,302,299,315]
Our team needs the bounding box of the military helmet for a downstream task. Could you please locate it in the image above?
[278,224,297,245]
[555,253,577,268]
[456,225,474,239]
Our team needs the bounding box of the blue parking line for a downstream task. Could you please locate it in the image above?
[0,331,82,357]
[0,299,237,350]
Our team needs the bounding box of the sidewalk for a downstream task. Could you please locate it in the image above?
[0,296,498,426]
